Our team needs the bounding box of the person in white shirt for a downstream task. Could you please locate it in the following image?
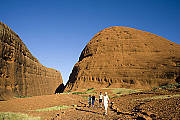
[99,92,103,108]
[103,92,109,115]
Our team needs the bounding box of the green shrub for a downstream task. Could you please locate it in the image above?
[81,97,89,99]
[153,83,180,90]
[15,96,32,98]
[152,87,158,90]
[72,92,87,95]
[87,88,94,91]
[87,92,97,95]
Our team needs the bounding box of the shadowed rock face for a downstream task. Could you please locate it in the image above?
[0,21,63,99]
[65,26,180,91]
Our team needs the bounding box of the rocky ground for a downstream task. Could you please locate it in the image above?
[0,88,179,120]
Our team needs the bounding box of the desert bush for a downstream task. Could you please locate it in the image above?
[87,88,94,91]
[87,92,97,95]
[72,92,87,95]
[15,96,32,98]
[81,96,89,99]
[153,83,180,90]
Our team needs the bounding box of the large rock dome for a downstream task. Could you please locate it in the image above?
[0,21,63,99]
[65,26,180,90]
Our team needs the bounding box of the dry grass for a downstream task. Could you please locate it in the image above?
[0,112,41,120]
[135,94,180,101]
[31,105,72,112]
[111,88,142,95]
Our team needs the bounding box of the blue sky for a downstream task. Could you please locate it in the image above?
[0,0,179,84]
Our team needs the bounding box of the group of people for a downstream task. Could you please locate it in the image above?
[88,92,109,115]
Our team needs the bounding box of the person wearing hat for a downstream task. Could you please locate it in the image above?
[103,92,109,115]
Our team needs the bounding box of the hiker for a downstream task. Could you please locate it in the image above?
[88,95,91,107]
[99,92,103,108]
[92,95,95,107]
[103,92,109,115]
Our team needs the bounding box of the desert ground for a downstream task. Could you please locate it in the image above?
[0,85,179,120]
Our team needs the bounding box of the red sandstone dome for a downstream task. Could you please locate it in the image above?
[65,26,180,91]
[0,21,63,100]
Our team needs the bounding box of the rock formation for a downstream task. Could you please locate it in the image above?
[0,21,63,100]
[65,26,180,91]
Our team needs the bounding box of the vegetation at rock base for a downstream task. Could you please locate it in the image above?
[86,88,95,92]
[112,88,142,95]
[152,83,180,90]
[72,92,87,95]
[15,96,32,98]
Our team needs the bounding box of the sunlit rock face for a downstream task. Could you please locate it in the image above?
[65,26,180,91]
[0,21,63,99]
